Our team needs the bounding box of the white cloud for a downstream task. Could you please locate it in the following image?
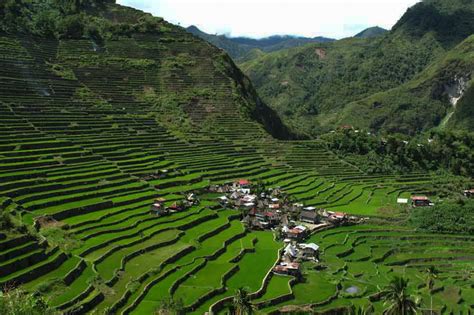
[116,0,421,39]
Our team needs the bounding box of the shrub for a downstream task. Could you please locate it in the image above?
[0,288,57,315]
[56,14,84,39]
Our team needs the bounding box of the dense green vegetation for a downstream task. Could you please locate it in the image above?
[322,129,474,177]
[0,0,181,42]
[240,0,474,136]
[410,199,474,235]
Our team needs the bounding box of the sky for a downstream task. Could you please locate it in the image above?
[116,0,421,39]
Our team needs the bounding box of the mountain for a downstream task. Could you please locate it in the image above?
[186,25,334,61]
[1,0,292,139]
[339,35,474,134]
[354,26,388,38]
[241,0,474,136]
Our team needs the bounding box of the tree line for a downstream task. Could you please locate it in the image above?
[0,0,163,40]
[322,129,474,177]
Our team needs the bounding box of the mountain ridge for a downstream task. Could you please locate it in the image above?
[240,0,474,136]
[186,25,335,61]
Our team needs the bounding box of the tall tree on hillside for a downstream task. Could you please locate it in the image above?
[380,276,418,315]
[425,266,438,315]
[232,287,253,315]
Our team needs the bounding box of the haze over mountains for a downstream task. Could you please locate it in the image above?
[186,25,389,61]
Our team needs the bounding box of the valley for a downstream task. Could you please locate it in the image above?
[0,0,472,314]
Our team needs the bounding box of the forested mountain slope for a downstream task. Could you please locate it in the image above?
[0,0,291,140]
[241,0,474,136]
[338,35,474,133]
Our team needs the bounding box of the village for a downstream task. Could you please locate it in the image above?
[146,179,355,276]
[148,179,446,279]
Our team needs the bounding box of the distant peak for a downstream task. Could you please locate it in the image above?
[354,26,388,38]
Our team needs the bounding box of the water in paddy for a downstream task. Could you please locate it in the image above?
[346,286,359,294]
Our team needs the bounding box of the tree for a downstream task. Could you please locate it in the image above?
[380,276,418,315]
[56,14,85,39]
[425,266,438,291]
[425,266,438,315]
[154,297,184,315]
[232,287,253,315]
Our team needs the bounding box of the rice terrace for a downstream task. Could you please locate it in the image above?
[0,0,473,314]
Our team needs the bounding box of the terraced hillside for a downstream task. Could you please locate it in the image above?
[0,2,472,314]
[257,225,474,314]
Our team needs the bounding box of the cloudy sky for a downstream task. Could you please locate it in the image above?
[117,0,421,39]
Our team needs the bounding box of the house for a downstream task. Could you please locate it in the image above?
[166,202,184,212]
[269,203,280,210]
[286,225,307,241]
[298,243,320,260]
[265,211,279,224]
[150,198,167,215]
[234,179,251,194]
[289,203,304,212]
[241,194,257,203]
[411,196,432,207]
[284,244,298,258]
[255,211,279,227]
[230,191,241,200]
[243,202,255,208]
[273,262,300,276]
[328,211,347,223]
[463,189,474,198]
[300,210,319,224]
[397,198,408,204]
[217,195,228,205]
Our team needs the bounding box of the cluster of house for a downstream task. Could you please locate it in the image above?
[397,195,434,207]
[212,179,354,234]
[213,179,355,276]
[149,193,199,216]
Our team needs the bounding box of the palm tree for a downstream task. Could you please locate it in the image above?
[425,266,438,291]
[232,287,253,315]
[425,266,438,315]
[380,276,418,315]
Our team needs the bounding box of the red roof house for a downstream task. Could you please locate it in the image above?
[411,196,431,207]
[238,179,250,186]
